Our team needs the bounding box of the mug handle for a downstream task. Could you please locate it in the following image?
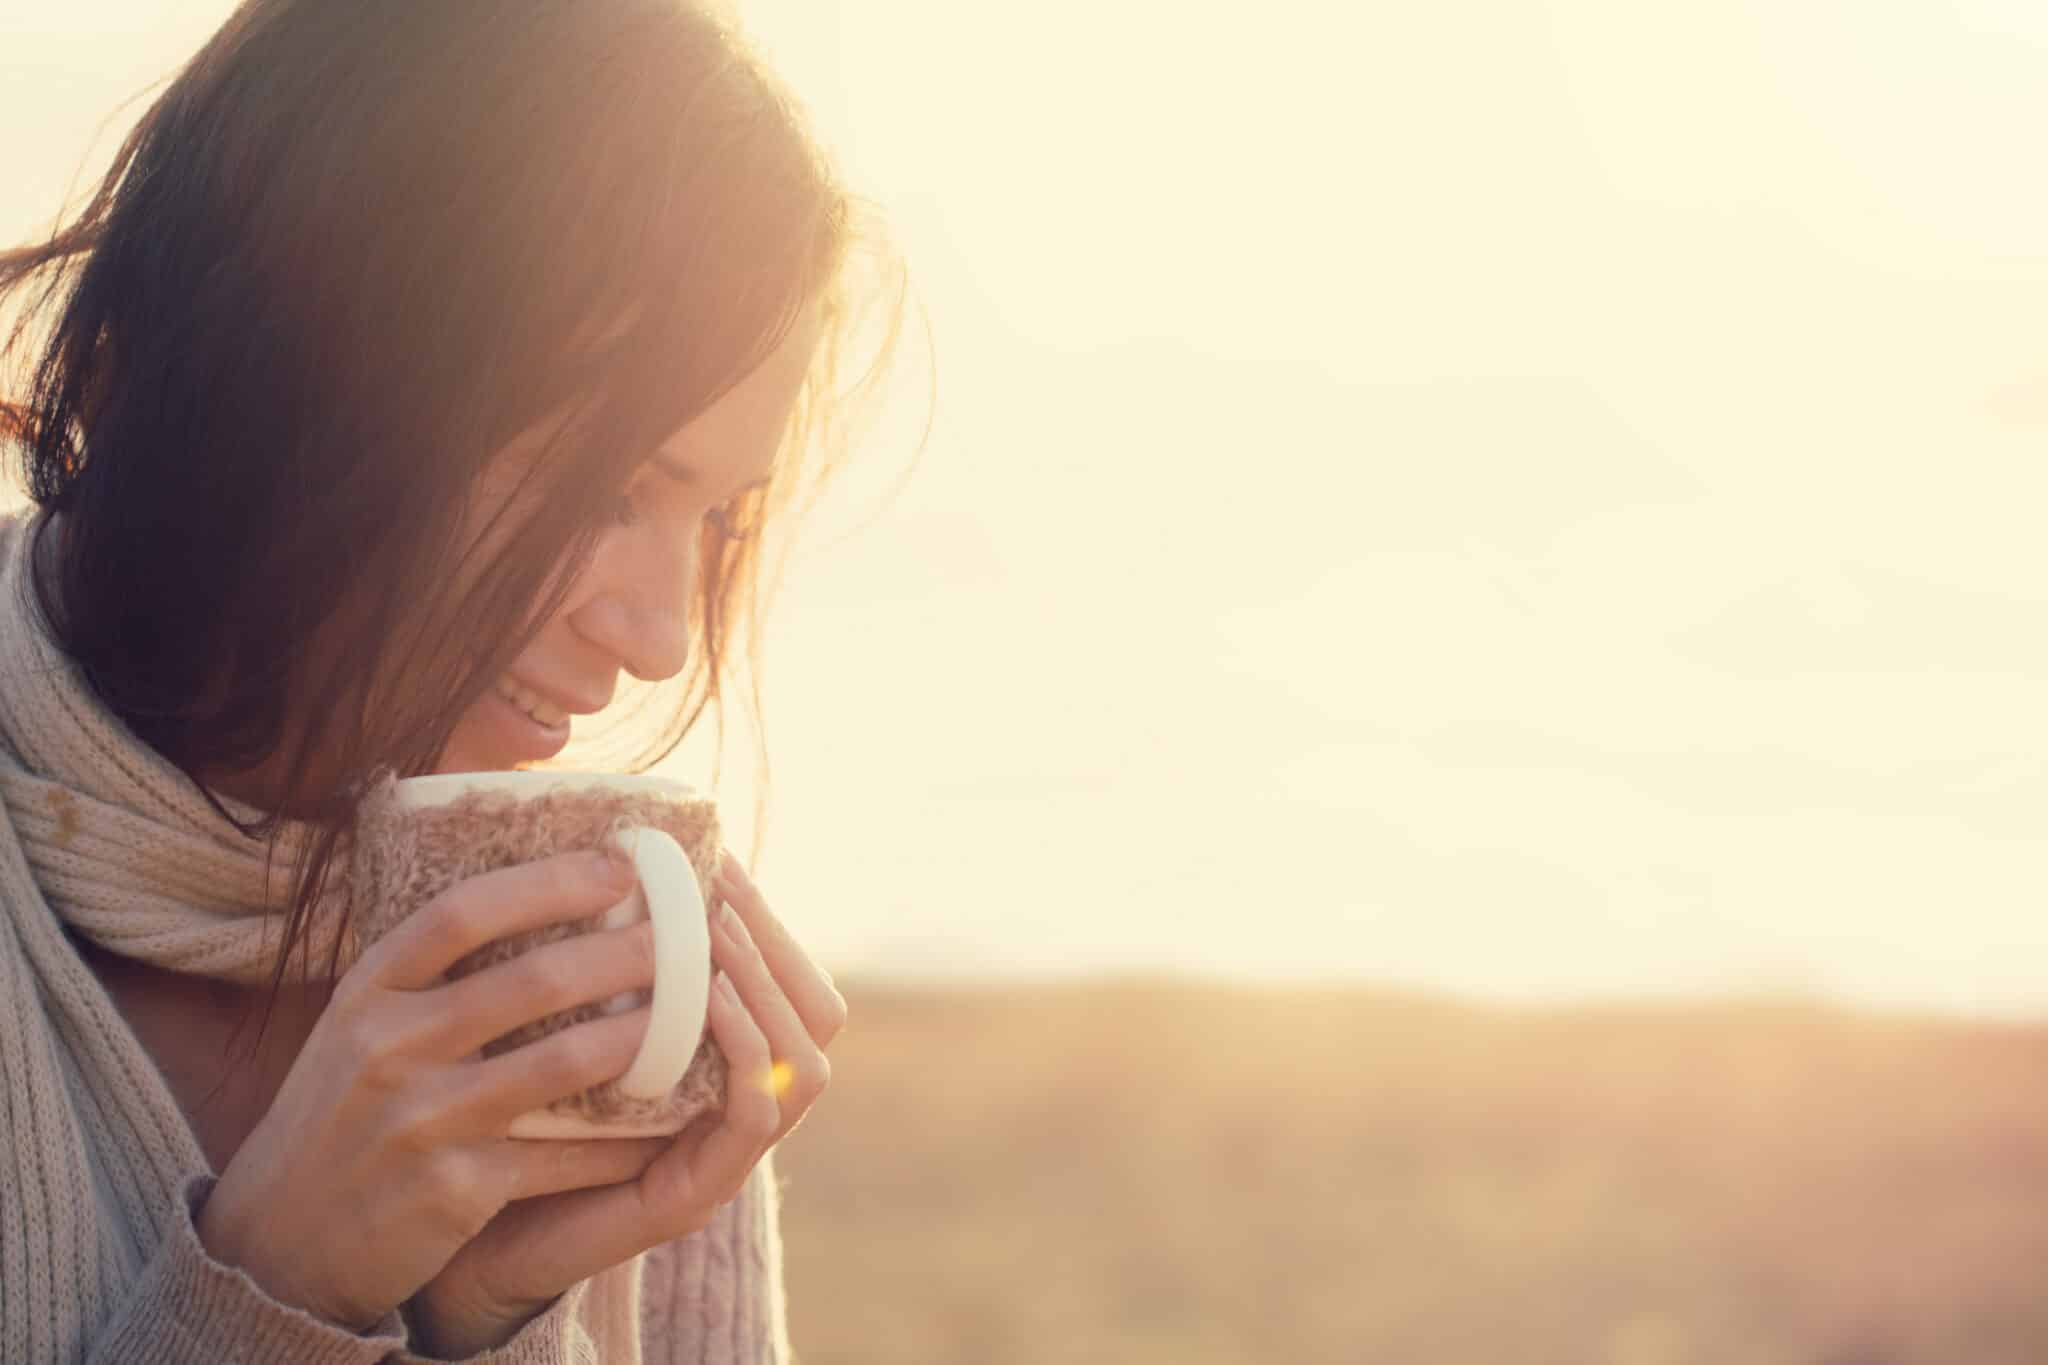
[604,826,712,1099]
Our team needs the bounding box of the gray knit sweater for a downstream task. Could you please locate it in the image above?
[0,505,792,1363]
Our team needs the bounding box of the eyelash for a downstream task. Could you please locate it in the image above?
[609,486,757,542]
[609,488,640,528]
[706,503,755,541]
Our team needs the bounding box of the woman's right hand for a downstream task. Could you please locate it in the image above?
[194,848,677,1332]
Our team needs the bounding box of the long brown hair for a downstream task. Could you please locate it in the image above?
[0,0,916,1028]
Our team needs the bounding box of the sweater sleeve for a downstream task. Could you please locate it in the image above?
[636,1147,793,1365]
[84,1172,409,1365]
[384,1287,597,1365]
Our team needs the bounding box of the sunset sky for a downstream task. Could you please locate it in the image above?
[7,1,2048,1015]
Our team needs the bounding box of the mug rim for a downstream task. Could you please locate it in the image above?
[391,769,702,810]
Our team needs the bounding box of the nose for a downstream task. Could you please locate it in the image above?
[572,524,695,683]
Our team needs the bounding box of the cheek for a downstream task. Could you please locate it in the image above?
[429,700,494,775]
[514,586,592,656]
[515,537,611,643]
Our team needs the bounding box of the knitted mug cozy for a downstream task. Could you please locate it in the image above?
[349,770,729,1136]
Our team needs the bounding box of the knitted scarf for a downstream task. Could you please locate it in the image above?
[0,504,780,1363]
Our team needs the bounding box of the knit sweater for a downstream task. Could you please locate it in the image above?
[0,504,792,1364]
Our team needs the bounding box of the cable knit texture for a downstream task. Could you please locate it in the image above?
[0,505,792,1363]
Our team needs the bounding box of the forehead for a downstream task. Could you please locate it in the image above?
[483,303,822,497]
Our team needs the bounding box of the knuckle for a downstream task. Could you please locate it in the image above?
[560,1020,626,1084]
[389,1091,453,1154]
[549,851,602,905]
[419,1148,493,1239]
[743,1087,783,1137]
[512,951,575,1010]
[729,1023,771,1066]
[546,855,583,902]
[428,886,487,952]
[819,988,849,1037]
[360,1050,409,1101]
[531,1036,587,1096]
[423,1145,471,1194]
[603,922,656,989]
[794,1051,831,1103]
[342,1014,405,1093]
[562,1027,610,1080]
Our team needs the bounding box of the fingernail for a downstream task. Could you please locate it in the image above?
[716,972,741,1007]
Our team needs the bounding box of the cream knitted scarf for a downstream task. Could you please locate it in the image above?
[0,504,662,1362]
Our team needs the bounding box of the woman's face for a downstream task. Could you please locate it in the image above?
[432,306,821,774]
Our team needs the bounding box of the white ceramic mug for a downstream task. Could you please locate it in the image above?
[365,770,722,1138]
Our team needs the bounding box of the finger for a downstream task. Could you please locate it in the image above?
[716,853,848,1046]
[471,977,782,1279]
[503,1136,671,1201]
[426,917,656,1060]
[641,971,785,1217]
[711,898,828,1105]
[366,850,638,992]
[454,1006,656,1131]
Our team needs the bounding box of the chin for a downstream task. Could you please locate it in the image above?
[432,721,502,775]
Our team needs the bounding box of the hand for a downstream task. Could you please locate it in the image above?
[405,850,847,1357]
[195,849,684,1330]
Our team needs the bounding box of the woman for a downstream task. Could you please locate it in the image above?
[0,1,905,1360]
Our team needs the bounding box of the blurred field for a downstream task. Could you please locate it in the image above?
[772,978,2048,1365]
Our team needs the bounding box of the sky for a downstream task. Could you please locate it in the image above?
[5,1,2048,1015]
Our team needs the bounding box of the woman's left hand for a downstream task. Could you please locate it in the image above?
[403,850,847,1358]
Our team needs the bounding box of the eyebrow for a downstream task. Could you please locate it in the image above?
[647,452,771,494]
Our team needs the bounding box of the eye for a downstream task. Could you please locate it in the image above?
[609,485,641,528]
[705,488,765,542]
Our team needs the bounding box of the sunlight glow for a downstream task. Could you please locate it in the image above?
[9,1,2048,1015]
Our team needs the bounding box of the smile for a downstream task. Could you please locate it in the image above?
[493,676,570,727]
